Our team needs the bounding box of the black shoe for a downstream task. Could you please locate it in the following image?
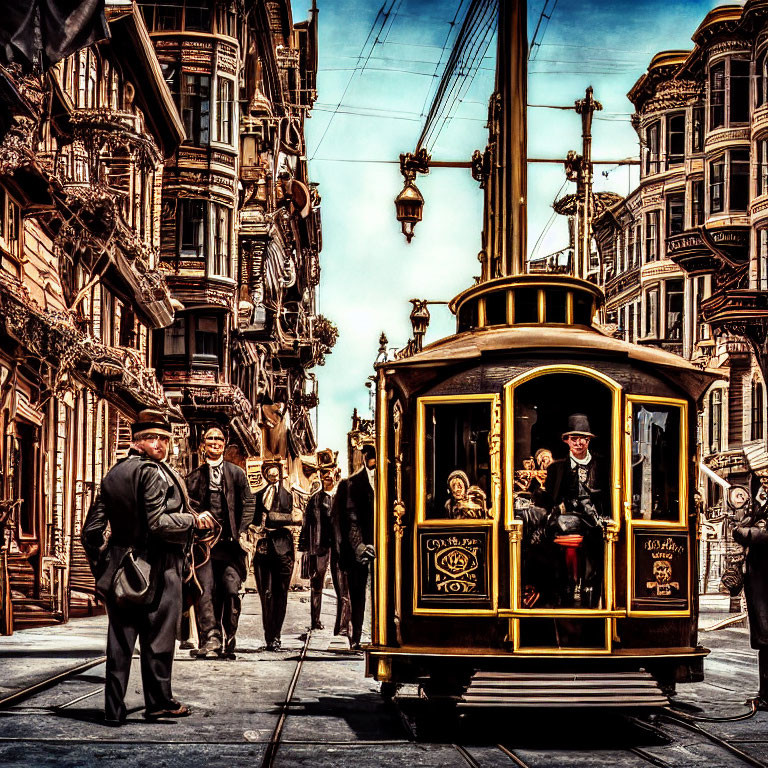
[265,638,282,652]
[311,622,324,630]
[193,637,222,658]
[103,716,125,728]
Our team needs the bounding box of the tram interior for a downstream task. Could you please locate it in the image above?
[512,374,612,619]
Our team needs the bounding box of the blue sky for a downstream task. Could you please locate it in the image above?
[304,0,739,469]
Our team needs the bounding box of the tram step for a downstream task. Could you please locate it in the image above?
[460,671,669,708]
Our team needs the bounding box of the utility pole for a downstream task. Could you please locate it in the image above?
[564,86,602,279]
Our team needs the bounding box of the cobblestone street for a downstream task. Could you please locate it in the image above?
[0,592,767,767]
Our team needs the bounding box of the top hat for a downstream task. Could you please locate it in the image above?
[317,448,338,471]
[561,413,596,439]
[131,409,173,440]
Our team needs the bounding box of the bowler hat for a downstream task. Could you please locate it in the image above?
[131,409,173,440]
[561,413,596,439]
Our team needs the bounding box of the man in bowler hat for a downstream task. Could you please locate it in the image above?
[185,426,255,659]
[82,410,215,725]
[536,413,607,608]
[253,460,297,650]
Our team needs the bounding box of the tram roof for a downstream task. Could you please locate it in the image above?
[380,324,722,401]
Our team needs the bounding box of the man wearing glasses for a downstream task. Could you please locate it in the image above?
[185,426,255,659]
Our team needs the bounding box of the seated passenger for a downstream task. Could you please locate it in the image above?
[444,471,490,519]
[444,470,470,519]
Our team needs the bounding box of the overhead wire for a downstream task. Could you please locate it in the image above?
[309,1,396,160]
[529,0,559,61]
[416,0,467,121]
[416,0,496,151]
[428,7,497,148]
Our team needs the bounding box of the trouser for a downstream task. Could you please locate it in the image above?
[330,551,352,636]
[308,551,330,627]
[104,554,183,721]
[760,648,768,698]
[348,562,370,646]
[253,546,294,644]
[195,553,243,648]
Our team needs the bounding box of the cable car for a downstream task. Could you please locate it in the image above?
[365,1,716,707]
[366,274,715,706]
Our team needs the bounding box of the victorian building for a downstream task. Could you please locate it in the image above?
[578,2,768,590]
[0,1,184,633]
[137,0,333,476]
[0,0,332,635]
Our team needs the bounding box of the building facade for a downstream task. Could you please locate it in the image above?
[0,0,332,634]
[584,3,768,590]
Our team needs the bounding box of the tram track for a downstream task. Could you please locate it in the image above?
[0,656,107,711]
[259,630,312,768]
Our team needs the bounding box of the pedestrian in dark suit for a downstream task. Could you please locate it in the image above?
[298,451,338,630]
[535,413,608,608]
[336,444,377,649]
[734,470,768,710]
[253,460,297,651]
[185,426,255,659]
[81,410,215,726]
[330,477,353,637]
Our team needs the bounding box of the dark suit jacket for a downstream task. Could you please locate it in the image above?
[255,482,296,556]
[185,461,255,541]
[299,489,334,555]
[82,450,196,600]
[335,467,375,571]
[535,455,605,518]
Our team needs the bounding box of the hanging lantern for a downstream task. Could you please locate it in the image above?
[394,178,424,243]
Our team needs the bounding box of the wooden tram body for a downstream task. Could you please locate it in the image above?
[365,275,717,705]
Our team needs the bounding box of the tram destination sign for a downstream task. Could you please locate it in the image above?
[631,529,689,612]
[418,526,491,608]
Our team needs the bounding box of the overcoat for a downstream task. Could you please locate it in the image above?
[734,514,768,648]
[82,451,196,598]
[336,467,374,571]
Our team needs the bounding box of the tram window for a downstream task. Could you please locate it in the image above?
[545,288,567,324]
[485,291,506,325]
[423,401,492,520]
[515,288,538,324]
[573,293,594,325]
[457,301,478,333]
[631,404,682,521]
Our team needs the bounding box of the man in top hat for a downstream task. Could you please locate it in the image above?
[82,409,215,725]
[185,426,255,659]
[335,444,377,650]
[253,459,297,651]
[536,413,607,608]
[299,450,339,630]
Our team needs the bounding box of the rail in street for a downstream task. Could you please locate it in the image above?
[0,593,767,767]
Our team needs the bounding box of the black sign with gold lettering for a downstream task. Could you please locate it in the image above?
[418,526,491,607]
[632,529,689,611]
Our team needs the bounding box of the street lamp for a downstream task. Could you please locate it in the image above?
[409,299,430,351]
[394,149,430,242]
[394,179,424,243]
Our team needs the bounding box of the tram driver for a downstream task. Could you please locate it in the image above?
[534,413,609,608]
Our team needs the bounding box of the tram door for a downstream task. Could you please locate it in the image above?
[505,366,692,653]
